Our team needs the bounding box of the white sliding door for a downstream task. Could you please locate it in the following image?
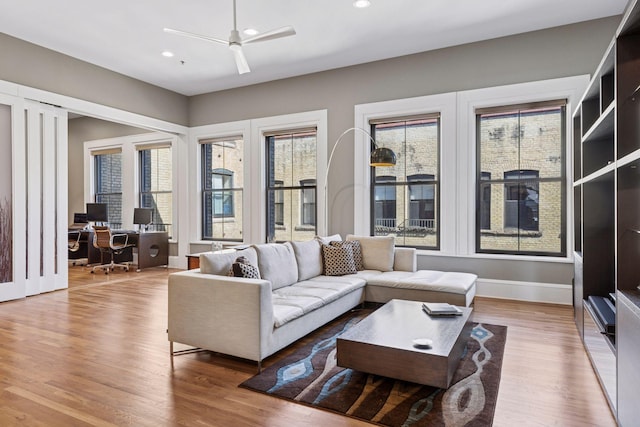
[24,101,68,296]
[0,94,26,301]
[0,96,68,302]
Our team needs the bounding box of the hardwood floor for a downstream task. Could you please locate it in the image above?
[0,266,616,426]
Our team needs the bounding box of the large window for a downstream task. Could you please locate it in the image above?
[370,115,440,249]
[266,129,317,242]
[476,101,566,255]
[201,136,244,241]
[139,145,172,237]
[94,151,122,228]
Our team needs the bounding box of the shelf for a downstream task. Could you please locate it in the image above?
[579,162,615,184]
[582,102,615,143]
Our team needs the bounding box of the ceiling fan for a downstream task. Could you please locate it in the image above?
[164,0,296,75]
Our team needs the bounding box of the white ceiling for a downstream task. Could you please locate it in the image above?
[0,0,628,96]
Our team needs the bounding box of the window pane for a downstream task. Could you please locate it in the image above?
[266,131,317,241]
[371,117,440,249]
[94,152,122,228]
[140,147,172,237]
[477,102,565,255]
[201,137,244,241]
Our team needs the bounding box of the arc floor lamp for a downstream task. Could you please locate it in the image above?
[324,127,396,234]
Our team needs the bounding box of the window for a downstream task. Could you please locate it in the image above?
[212,169,234,218]
[266,129,317,242]
[479,172,491,230]
[300,179,316,226]
[94,151,122,228]
[476,100,566,255]
[504,170,539,231]
[370,115,440,249]
[374,176,396,230]
[139,146,172,237]
[408,174,435,229]
[201,137,244,241]
[274,180,284,226]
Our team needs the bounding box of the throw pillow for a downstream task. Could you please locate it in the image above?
[346,234,395,272]
[330,240,364,271]
[314,234,342,245]
[321,244,357,276]
[228,256,261,279]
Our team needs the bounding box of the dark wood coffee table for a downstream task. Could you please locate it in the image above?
[336,299,473,388]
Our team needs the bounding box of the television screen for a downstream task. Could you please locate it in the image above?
[133,208,153,225]
[86,203,108,222]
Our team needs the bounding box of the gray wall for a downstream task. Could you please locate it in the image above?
[189,17,620,285]
[0,33,189,126]
[190,17,618,238]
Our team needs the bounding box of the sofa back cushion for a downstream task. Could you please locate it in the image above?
[200,247,258,276]
[346,235,395,272]
[290,239,323,281]
[253,242,299,290]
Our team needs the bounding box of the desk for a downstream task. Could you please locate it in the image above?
[71,230,169,271]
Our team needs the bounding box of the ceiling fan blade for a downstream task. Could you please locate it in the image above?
[163,28,228,46]
[231,47,251,74]
[243,26,296,44]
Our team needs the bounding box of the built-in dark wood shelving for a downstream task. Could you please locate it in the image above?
[573,0,640,420]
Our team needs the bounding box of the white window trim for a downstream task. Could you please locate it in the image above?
[251,110,328,241]
[84,132,177,238]
[354,93,457,254]
[188,120,251,245]
[457,75,588,260]
[354,75,589,261]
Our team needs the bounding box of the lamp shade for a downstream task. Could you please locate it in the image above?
[370,147,396,167]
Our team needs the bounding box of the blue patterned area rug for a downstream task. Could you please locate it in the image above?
[240,309,507,426]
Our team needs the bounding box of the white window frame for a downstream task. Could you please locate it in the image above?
[458,75,588,261]
[355,75,589,261]
[189,120,252,244]
[354,93,457,254]
[84,132,178,239]
[251,110,328,242]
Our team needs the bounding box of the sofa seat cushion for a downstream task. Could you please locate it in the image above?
[271,276,366,327]
[366,270,477,295]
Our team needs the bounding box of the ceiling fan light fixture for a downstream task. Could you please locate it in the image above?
[229,43,242,52]
[353,0,371,8]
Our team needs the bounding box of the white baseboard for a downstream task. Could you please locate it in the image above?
[476,278,572,305]
[168,255,183,269]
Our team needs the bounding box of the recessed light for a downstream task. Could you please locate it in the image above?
[353,0,371,8]
[243,28,258,36]
[162,50,174,58]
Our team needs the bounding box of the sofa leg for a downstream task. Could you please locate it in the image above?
[257,361,262,374]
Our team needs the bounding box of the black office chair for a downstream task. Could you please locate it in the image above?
[91,226,135,274]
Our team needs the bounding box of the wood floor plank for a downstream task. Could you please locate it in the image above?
[0,266,616,426]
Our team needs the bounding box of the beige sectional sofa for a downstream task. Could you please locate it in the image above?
[167,235,476,370]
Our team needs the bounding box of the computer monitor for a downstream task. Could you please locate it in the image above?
[73,213,88,224]
[86,203,108,223]
[133,207,153,228]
